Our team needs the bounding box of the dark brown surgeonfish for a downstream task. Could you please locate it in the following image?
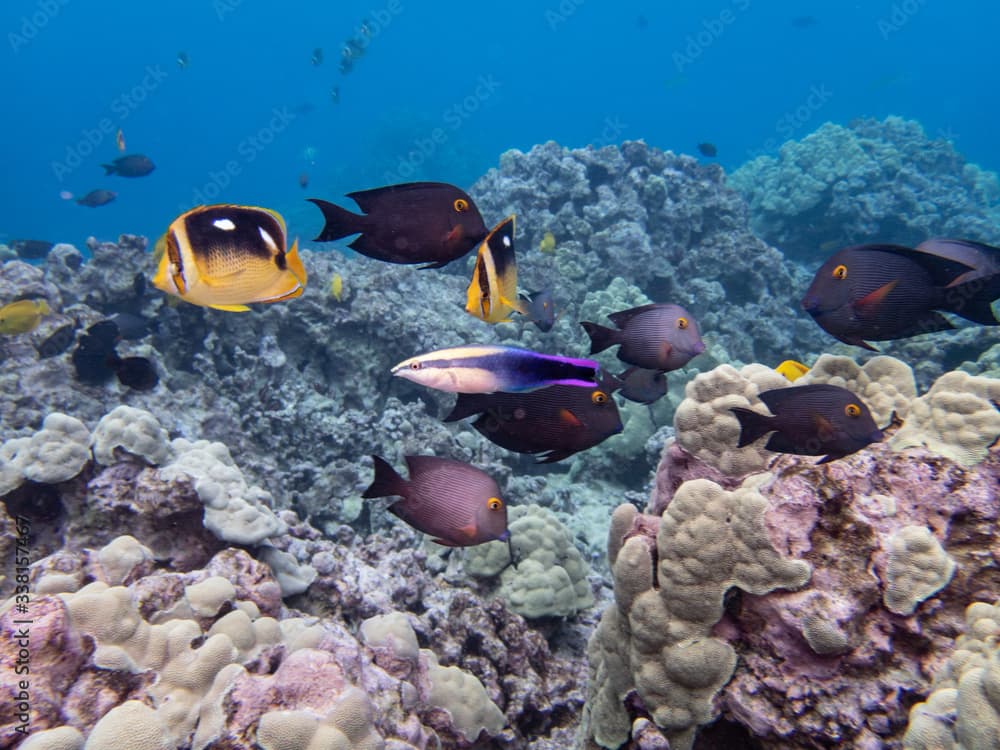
[76,189,117,207]
[102,154,155,177]
[730,384,883,464]
[71,320,158,391]
[581,303,705,372]
[801,243,1000,350]
[308,182,488,268]
[614,367,668,405]
[362,454,510,547]
[443,376,623,463]
[10,240,55,260]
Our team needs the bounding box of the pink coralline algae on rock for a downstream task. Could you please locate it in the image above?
[639,438,1000,749]
[0,463,589,750]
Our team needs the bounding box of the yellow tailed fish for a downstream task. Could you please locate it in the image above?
[0,299,51,335]
[775,359,810,381]
[465,215,528,324]
[330,273,344,301]
[538,231,556,253]
[152,204,307,311]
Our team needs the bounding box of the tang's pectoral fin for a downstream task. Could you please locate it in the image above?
[853,280,898,318]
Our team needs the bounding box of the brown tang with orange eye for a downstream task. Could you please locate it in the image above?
[801,243,1000,351]
[308,181,488,268]
[581,302,706,372]
[443,375,623,463]
[362,454,510,547]
[729,383,885,464]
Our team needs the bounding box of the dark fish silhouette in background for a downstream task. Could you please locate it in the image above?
[309,182,488,268]
[330,86,341,104]
[443,378,623,463]
[102,154,155,177]
[802,243,1000,350]
[75,189,117,207]
[109,312,155,341]
[298,172,310,189]
[520,289,558,332]
[177,51,190,69]
[71,320,158,391]
[730,384,884,463]
[615,367,668,405]
[311,47,324,65]
[363,454,510,547]
[36,321,78,359]
[791,15,819,28]
[697,142,718,157]
[10,240,54,260]
[581,303,705,372]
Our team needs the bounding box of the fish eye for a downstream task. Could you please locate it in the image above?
[677,317,689,329]
[591,390,608,404]
[409,361,421,370]
[453,198,469,213]
[832,264,848,280]
[844,403,861,418]
[487,497,504,511]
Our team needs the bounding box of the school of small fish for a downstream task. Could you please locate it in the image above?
[8,170,1000,553]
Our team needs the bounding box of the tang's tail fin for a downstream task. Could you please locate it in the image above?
[944,271,1000,325]
[101,163,116,176]
[580,321,621,354]
[730,407,776,448]
[307,198,364,242]
[362,455,406,499]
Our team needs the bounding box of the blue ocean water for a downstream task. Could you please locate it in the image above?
[2,0,997,248]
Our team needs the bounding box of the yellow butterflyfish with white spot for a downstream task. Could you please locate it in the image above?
[151,204,307,312]
[465,215,528,324]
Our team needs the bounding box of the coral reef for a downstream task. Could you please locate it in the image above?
[586,437,998,749]
[0,411,587,749]
[1,130,998,750]
[463,504,594,620]
[729,116,1000,261]
[903,601,1000,749]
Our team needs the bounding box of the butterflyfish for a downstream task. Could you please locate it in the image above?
[465,215,529,324]
[152,204,307,312]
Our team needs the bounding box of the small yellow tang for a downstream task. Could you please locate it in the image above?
[465,215,527,324]
[0,299,51,335]
[330,273,344,301]
[152,204,307,312]
[538,231,556,253]
[775,359,810,381]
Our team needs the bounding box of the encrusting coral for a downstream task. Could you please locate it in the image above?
[582,482,812,750]
[599,428,998,748]
[463,504,594,619]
